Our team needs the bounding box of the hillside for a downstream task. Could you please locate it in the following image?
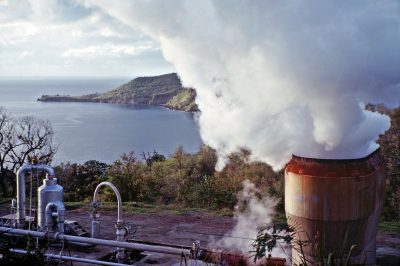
[38,73,198,112]
[166,88,198,112]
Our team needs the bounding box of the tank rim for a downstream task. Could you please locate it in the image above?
[291,147,381,164]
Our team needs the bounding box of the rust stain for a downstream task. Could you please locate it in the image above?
[284,148,386,265]
[285,148,384,177]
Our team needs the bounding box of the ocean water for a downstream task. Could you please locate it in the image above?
[0,78,202,164]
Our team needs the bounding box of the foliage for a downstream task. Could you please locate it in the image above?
[252,223,293,262]
[38,73,193,111]
[166,88,198,112]
[55,160,108,202]
[0,107,56,197]
[56,145,283,210]
[370,106,400,221]
[253,224,360,266]
[0,241,47,266]
[379,221,400,233]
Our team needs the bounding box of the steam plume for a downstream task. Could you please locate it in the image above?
[212,180,281,256]
[84,0,400,169]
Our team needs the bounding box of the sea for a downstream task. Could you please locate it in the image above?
[0,78,202,165]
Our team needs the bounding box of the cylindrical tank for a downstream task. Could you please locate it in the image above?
[37,178,63,229]
[285,149,385,265]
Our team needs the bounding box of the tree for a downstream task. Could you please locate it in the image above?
[108,152,145,201]
[56,160,108,201]
[0,107,57,196]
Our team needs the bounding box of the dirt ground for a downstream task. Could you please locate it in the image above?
[1,205,400,265]
[65,207,400,265]
[63,207,237,265]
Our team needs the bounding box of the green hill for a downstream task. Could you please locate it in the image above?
[38,73,198,112]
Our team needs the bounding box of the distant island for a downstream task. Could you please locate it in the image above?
[37,73,199,112]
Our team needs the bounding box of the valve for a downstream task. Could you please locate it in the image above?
[90,201,101,219]
[124,222,137,241]
[190,240,201,259]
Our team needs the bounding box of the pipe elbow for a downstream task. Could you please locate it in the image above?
[16,164,32,175]
[45,201,65,232]
[93,182,123,223]
[36,164,55,179]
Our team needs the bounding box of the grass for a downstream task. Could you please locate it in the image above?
[64,201,234,216]
[379,221,400,233]
[0,197,12,204]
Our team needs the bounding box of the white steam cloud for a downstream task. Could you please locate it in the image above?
[209,180,286,260]
[84,0,400,169]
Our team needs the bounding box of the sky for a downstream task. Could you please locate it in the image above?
[1,0,399,167]
[0,0,174,77]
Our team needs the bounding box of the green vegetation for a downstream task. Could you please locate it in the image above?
[370,106,400,222]
[38,73,198,112]
[253,225,360,266]
[65,201,230,216]
[55,145,283,211]
[379,221,400,233]
[166,88,198,112]
[49,106,400,220]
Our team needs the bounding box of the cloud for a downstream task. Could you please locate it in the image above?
[62,44,157,58]
[0,21,39,45]
[18,51,34,59]
[0,0,171,77]
[84,0,400,169]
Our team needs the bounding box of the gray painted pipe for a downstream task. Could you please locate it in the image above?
[16,165,32,225]
[60,234,190,256]
[0,227,46,238]
[0,227,190,256]
[16,164,56,225]
[93,181,126,262]
[93,182,123,223]
[45,201,65,233]
[10,248,129,266]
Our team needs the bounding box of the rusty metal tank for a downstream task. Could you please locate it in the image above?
[284,148,385,265]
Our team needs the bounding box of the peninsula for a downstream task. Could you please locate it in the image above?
[38,73,198,112]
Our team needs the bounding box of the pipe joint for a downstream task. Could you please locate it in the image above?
[16,164,56,225]
[45,201,65,234]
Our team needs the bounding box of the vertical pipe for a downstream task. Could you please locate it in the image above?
[16,164,32,226]
[16,164,56,227]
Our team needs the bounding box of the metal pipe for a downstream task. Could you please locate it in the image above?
[16,164,32,225]
[0,227,190,256]
[93,181,125,262]
[45,201,65,233]
[34,164,56,179]
[10,248,129,266]
[60,234,190,256]
[16,164,56,226]
[93,182,123,223]
[0,227,46,238]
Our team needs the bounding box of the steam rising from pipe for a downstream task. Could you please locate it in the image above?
[84,0,400,169]
[209,180,286,258]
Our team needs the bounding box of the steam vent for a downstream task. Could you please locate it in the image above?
[284,149,385,265]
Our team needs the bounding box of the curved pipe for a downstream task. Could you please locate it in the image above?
[16,164,56,225]
[45,201,65,233]
[93,182,125,262]
[93,182,123,223]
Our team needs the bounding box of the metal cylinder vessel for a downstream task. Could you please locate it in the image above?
[285,149,385,265]
[37,178,64,229]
